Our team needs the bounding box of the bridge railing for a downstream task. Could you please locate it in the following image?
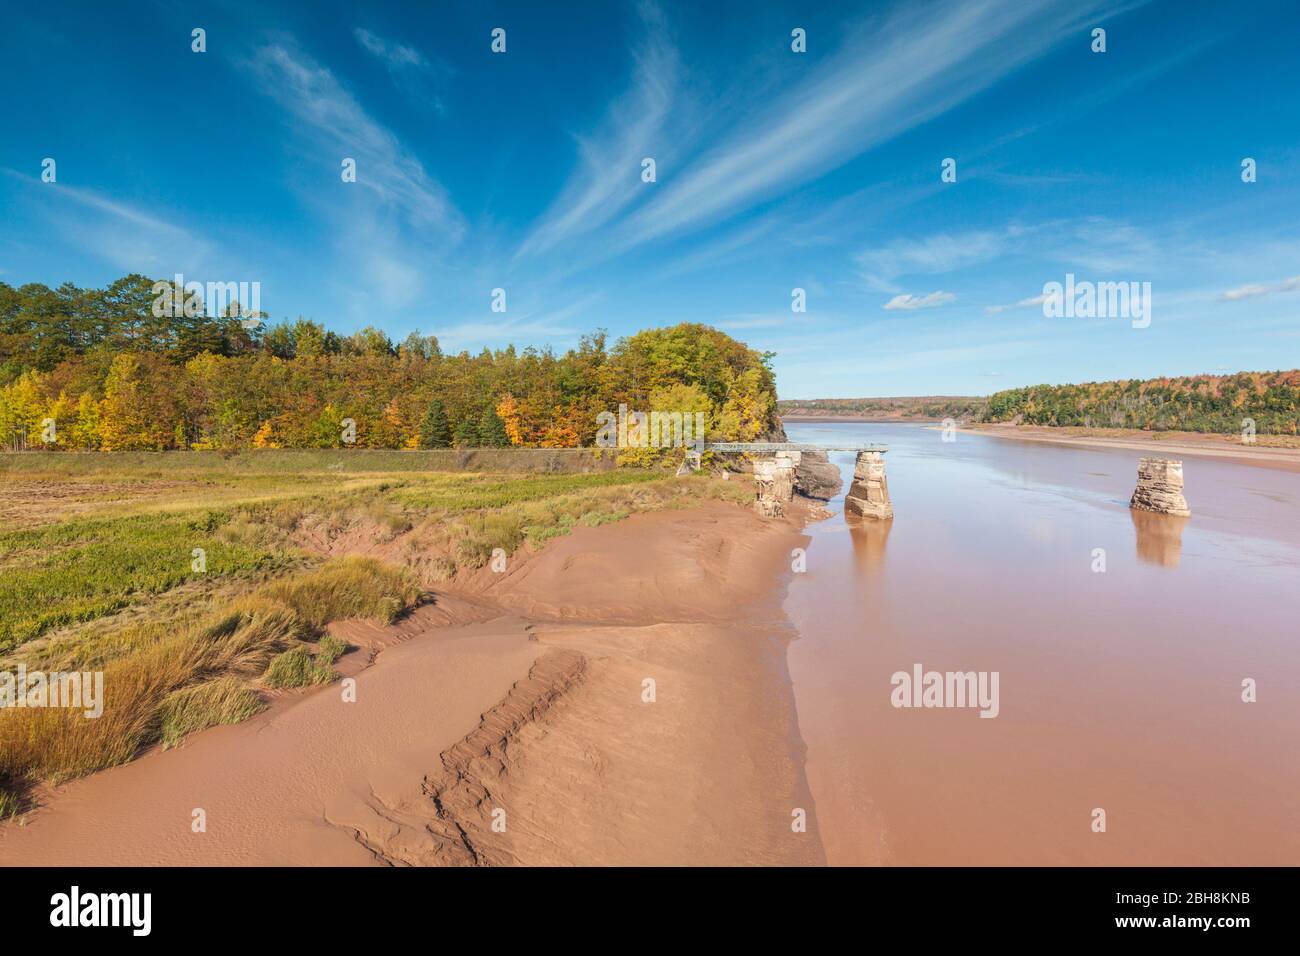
[702,442,888,453]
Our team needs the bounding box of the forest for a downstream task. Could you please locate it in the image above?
[0,275,782,453]
[978,371,1300,434]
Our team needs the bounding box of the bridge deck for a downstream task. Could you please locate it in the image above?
[703,442,887,453]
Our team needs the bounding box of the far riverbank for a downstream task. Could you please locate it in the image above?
[955,423,1300,472]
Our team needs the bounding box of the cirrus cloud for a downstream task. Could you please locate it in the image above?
[1221,275,1300,301]
[883,291,956,311]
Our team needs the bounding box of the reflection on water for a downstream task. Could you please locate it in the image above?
[1131,509,1189,568]
[848,517,892,576]
[784,422,1300,866]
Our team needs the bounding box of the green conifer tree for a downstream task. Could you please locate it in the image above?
[419,400,452,448]
[477,405,510,447]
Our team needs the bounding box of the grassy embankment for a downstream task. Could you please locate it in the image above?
[0,450,748,817]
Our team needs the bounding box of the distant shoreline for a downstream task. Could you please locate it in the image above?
[956,423,1300,472]
[782,415,944,424]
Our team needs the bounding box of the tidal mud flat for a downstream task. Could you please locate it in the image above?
[1,499,825,866]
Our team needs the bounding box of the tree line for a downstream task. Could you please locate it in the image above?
[978,370,1300,434]
[0,275,781,453]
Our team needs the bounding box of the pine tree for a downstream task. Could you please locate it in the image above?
[453,418,479,448]
[477,405,510,447]
[419,400,452,448]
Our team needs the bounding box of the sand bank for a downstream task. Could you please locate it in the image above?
[1,500,823,866]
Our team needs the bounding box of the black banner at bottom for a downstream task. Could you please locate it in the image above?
[0,866,1285,941]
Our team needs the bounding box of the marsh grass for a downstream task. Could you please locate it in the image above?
[0,786,19,819]
[0,511,287,650]
[159,676,265,748]
[316,634,348,665]
[261,556,421,628]
[0,557,418,815]
[262,647,336,689]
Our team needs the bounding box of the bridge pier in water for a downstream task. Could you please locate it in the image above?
[843,450,893,521]
[701,442,890,520]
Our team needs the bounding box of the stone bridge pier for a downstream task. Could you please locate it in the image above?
[700,442,889,520]
[1130,457,1191,517]
[844,450,893,520]
[752,456,796,517]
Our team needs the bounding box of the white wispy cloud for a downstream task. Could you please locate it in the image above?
[250,43,463,239]
[353,27,452,113]
[619,0,1125,248]
[883,291,956,311]
[353,28,427,69]
[985,292,1052,315]
[858,229,1017,293]
[2,169,216,274]
[1221,275,1300,301]
[517,1,679,258]
[858,215,1171,311]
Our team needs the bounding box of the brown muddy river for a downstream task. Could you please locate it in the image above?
[783,422,1300,865]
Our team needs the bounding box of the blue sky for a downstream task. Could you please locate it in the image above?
[1,0,1298,398]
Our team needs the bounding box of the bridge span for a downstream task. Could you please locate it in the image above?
[702,442,887,453]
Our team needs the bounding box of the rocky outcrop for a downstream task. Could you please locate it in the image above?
[753,457,795,518]
[1129,457,1191,517]
[843,450,893,520]
[791,449,842,500]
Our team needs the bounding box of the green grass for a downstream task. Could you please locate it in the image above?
[316,634,348,665]
[263,647,336,689]
[395,469,667,511]
[159,677,265,748]
[0,511,286,650]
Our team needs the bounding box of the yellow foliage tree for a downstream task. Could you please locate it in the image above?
[252,420,279,448]
[0,371,45,448]
[69,391,102,450]
[496,394,525,446]
[98,354,171,450]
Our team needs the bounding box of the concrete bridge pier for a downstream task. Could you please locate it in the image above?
[752,457,796,517]
[1130,457,1191,517]
[844,450,893,520]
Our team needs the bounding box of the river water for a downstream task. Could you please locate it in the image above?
[783,422,1300,865]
